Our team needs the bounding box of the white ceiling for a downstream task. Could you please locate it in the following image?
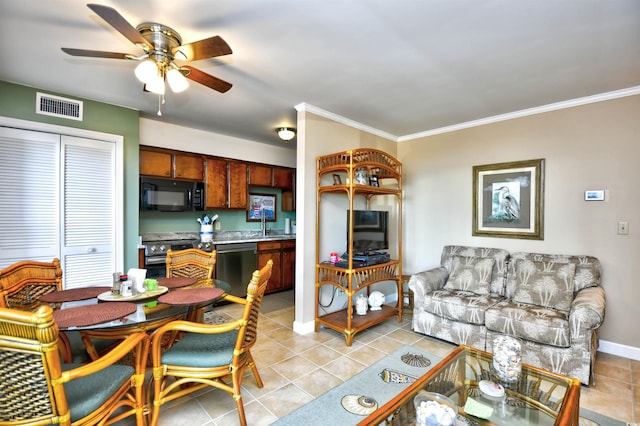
[1,1,639,149]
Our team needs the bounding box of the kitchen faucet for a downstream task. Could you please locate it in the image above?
[260,208,267,236]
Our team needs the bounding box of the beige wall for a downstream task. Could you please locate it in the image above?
[396,95,640,354]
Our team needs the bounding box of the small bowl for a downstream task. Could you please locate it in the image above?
[414,391,458,426]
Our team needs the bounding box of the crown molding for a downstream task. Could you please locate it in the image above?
[398,85,640,142]
[296,86,640,143]
[295,103,398,141]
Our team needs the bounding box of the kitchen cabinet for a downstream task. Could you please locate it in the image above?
[174,153,204,180]
[205,157,228,209]
[315,148,403,346]
[273,167,294,190]
[281,240,296,289]
[249,164,272,186]
[205,158,248,209]
[140,147,204,181]
[140,149,171,177]
[257,239,296,294]
[228,161,248,209]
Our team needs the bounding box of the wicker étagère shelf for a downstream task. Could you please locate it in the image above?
[315,148,403,346]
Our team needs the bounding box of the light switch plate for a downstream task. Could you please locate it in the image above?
[618,221,629,235]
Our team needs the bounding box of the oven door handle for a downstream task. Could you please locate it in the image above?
[145,257,167,266]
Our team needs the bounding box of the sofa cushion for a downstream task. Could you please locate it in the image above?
[444,256,495,295]
[440,246,510,296]
[485,300,570,347]
[505,252,601,298]
[421,289,503,325]
[511,259,576,312]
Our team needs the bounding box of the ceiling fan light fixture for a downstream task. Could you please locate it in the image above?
[146,74,165,95]
[134,59,158,84]
[276,127,296,141]
[167,68,189,93]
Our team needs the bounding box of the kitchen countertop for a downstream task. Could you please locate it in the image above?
[141,231,295,246]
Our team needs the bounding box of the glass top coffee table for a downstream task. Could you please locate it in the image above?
[360,345,580,426]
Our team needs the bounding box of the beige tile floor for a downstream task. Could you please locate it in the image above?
[141,291,639,425]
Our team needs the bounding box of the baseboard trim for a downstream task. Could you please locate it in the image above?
[598,339,640,361]
[293,319,315,335]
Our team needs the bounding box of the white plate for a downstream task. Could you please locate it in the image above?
[478,380,505,398]
[97,286,168,302]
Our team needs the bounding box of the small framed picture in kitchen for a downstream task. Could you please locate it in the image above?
[247,193,277,222]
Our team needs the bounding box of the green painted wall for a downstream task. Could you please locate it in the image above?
[0,80,141,269]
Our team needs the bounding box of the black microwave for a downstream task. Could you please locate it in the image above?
[140,177,205,211]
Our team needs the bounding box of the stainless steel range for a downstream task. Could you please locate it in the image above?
[143,239,214,279]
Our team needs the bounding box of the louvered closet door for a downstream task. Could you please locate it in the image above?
[61,135,116,289]
[0,127,60,268]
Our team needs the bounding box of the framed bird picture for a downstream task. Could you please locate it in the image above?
[472,159,545,240]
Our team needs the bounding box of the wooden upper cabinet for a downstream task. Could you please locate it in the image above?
[140,147,204,181]
[174,153,204,181]
[228,161,248,209]
[249,164,272,186]
[273,167,294,190]
[205,158,248,210]
[205,158,228,209]
[140,149,172,178]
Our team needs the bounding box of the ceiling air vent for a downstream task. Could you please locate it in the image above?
[36,92,83,121]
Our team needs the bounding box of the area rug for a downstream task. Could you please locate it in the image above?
[274,345,441,426]
[273,345,626,426]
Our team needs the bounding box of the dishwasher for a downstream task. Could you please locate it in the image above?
[215,242,258,298]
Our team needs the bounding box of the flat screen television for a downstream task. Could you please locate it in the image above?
[347,210,389,254]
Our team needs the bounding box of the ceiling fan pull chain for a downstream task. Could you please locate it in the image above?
[157,94,162,116]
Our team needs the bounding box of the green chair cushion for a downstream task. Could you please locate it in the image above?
[62,363,134,422]
[161,329,239,368]
[214,279,232,294]
[63,331,117,363]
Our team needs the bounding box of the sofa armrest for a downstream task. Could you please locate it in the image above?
[408,267,449,301]
[569,286,606,337]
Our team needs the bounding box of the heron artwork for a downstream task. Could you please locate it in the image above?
[490,183,520,221]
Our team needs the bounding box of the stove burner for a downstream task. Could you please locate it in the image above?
[144,239,214,258]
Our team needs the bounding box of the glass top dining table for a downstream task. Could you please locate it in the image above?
[44,284,226,362]
[42,279,225,332]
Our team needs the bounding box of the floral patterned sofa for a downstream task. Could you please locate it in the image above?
[408,245,606,384]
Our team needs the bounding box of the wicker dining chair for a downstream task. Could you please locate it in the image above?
[0,258,63,311]
[0,305,149,425]
[149,260,273,426]
[0,258,116,363]
[165,248,217,288]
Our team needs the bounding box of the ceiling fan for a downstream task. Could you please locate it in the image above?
[62,4,232,114]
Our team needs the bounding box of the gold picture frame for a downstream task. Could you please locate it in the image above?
[472,159,544,240]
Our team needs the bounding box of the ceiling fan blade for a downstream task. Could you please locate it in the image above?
[61,47,131,60]
[183,66,232,93]
[174,36,232,62]
[87,4,152,50]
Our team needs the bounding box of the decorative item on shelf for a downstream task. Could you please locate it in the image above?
[368,291,385,310]
[368,175,379,187]
[355,293,368,315]
[354,168,368,185]
[333,173,342,185]
[492,335,522,384]
[413,391,458,426]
